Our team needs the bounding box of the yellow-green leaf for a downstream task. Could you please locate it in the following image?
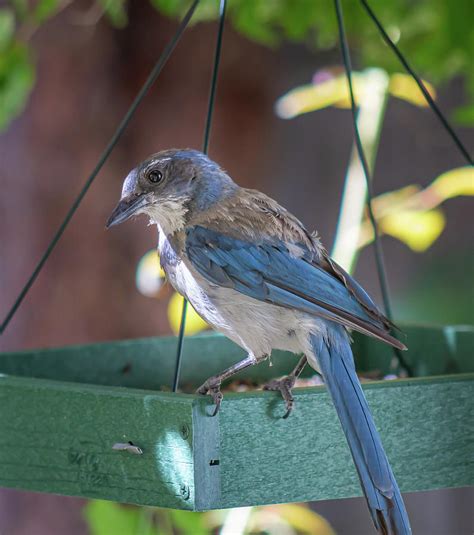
[136,249,166,298]
[269,504,336,535]
[429,166,474,200]
[250,504,335,535]
[168,293,208,336]
[275,74,364,118]
[381,209,446,252]
[371,184,421,216]
[84,501,156,535]
[388,73,436,107]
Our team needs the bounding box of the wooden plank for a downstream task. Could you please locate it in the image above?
[213,374,474,510]
[0,325,472,509]
[0,325,472,391]
[0,373,472,510]
[0,376,197,509]
[192,399,221,510]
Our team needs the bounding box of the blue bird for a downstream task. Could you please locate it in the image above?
[107,149,411,534]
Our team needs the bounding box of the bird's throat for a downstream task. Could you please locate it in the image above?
[145,198,189,236]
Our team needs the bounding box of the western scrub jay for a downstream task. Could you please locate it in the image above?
[107,149,411,534]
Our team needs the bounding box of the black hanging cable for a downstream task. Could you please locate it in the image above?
[172,0,227,393]
[0,0,200,336]
[202,0,227,155]
[360,0,473,166]
[333,0,413,376]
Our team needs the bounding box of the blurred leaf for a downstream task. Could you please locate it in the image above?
[98,0,128,28]
[276,70,438,118]
[136,249,166,298]
[168,510,209,535]
[381,209,446,252]
[1,0,473,131]
[168,292,208,335]
[33,0,59,24]
[84,501,156,535]
[147,0,474,99]
[279,0,316,41]
[10,0,27,20]
[151,0,218,25]
[0,9,15,51]
[372,185,421,215]
[275,75,363,118]
[388,72,436,107]
[452,104,474,126]
[396,251,474,324]
[430,166,474,200]
[262,504,336,535]
[150,0,189,18]
[0,43,35,131]
[232,0,279,46]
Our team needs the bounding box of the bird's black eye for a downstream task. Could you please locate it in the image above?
[147,170,163,183]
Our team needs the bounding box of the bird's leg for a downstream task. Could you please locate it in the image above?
[263,355,307,418]
[197,354,264,416]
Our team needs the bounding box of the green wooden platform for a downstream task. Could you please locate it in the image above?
[0,324,472,510]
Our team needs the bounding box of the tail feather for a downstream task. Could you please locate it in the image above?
[310,328,411,535]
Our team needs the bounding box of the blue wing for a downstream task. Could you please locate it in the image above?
[185,226,405,349]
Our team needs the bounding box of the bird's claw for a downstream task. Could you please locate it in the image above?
[197,378,223,416]
[263,375,296,418]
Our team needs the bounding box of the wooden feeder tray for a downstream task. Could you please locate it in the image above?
[0,324,472,511]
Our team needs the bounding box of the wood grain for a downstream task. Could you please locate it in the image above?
[215,374,473,510]
[0,376,197,509]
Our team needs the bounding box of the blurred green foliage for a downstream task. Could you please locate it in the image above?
[84,500,336,535]
[397,250,474,325]
[1,0,473,131]
[0,7,34,130]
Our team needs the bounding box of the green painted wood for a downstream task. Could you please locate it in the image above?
[0,323,472,509]
[192,400,221,510]
[0,373,471,510]
[0,376,197,509]
[0,324,472,391]
[214,374,474,510]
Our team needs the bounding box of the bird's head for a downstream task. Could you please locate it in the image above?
[106,149,235,235]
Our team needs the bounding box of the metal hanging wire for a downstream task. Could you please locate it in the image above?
[2,0,463,381]
[360,0,473,166]
[333,0,413,376]
[0,0,200,336]
[173,0,227,393]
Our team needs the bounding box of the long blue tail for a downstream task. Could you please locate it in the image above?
[310,326,411,535]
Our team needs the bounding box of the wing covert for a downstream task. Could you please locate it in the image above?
[185,225,405,349]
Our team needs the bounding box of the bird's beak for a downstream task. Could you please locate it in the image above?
[106,194,149,228]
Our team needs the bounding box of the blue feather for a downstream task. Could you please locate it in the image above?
[311,326,411,534]
[186,227,368,317]
[185,226,404,348]
[184,224,411,533]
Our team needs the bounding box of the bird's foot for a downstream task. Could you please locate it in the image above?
[196,377,223,417]
[263,375,297,419]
